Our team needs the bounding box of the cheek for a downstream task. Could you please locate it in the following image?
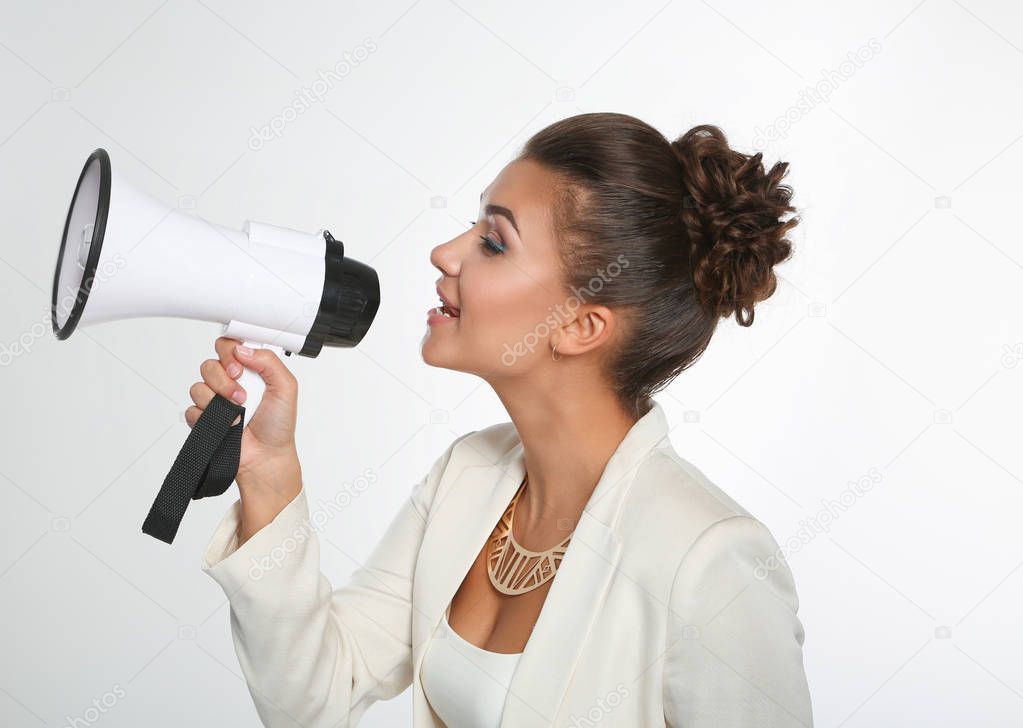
[464,266,557,342]
[464,266,524,315]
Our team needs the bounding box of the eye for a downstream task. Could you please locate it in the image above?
[469,220,505,255]
[479,233,505,255]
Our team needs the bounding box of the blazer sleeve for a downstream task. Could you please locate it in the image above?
[663,515,813,728]
[200,432,475,728]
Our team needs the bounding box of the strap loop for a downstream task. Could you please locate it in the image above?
[142,394,245,544]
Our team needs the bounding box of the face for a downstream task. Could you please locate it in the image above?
[421,158,570,377]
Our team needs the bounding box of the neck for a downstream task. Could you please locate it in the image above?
[489,377,640,532]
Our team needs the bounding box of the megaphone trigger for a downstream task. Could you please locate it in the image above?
[227,339,284,418]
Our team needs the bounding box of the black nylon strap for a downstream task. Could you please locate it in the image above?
[142,394,246,544]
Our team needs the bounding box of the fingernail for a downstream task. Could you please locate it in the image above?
[227,363,241,377]
[237,344,253,357]
[232,389,246,404]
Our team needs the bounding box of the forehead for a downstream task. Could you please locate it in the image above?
[481,158,558,233]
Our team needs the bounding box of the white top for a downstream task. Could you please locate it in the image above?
[420,605,523,728]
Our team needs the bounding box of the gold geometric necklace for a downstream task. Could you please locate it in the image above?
[487,473,573,595]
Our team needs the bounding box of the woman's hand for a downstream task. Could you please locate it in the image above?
[185,336,301,502]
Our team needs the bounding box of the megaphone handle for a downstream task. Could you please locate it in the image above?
[232,340,282,420]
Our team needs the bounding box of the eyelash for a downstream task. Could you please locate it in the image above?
[468,220,506,255]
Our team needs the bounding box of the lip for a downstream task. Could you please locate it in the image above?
[427,307,458,326]
[435,286,460,317]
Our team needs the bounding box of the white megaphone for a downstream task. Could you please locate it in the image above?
[52,148,381,543]
[52,148,380,416]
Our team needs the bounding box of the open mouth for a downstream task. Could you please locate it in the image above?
[434,304,459,318]
[435,295,460,318]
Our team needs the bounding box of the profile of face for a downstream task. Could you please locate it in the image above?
[422,158,590,380]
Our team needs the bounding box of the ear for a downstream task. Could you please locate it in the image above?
[557,304,617,356]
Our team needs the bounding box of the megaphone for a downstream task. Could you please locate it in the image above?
[52,148,381,543]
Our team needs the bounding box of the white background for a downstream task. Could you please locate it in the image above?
[1,0,1022,726]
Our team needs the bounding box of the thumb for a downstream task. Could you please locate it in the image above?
[236,344,296,396]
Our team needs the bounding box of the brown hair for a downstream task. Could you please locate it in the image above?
[518,112,798,419]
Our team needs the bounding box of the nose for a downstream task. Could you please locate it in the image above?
[430,235,462,278]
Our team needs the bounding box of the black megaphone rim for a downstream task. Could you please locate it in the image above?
[52,147,111,340]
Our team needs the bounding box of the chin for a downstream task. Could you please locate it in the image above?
[424,350,478,377]
[420,338,453,369]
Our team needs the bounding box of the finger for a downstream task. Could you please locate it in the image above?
[200,357,246,404]
[185,404,242,428]
[189,381,215,408]
[234,345,297,398]
[215,336,245,379]
[184,405,202,428]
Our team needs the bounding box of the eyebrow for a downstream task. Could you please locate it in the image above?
[479,191,520,236]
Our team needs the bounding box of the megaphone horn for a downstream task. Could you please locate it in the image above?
[53,148,381,543]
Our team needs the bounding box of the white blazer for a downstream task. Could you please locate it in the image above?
[202,400,814,727]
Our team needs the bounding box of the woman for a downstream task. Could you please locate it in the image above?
[191,112,813,727]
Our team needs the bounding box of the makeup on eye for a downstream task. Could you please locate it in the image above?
[468,220,507,255]
[479,233,505,255]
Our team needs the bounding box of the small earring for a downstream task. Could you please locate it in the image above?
[551,344,561,361]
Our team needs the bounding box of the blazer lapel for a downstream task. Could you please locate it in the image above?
[501,401,670,726]
[499,494,622,726]
[413,401,671,726]
[411,445,527,699]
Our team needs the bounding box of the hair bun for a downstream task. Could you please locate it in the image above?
[670,124,798,326]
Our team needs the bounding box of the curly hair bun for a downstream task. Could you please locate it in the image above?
[670,124,798,326]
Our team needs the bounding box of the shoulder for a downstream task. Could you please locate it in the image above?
[649,445,754,519]
[409,420,519,512]
[423,420,518,475]
[620,444,757,547]
[448,420,519,465]
[618,443,788,591]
